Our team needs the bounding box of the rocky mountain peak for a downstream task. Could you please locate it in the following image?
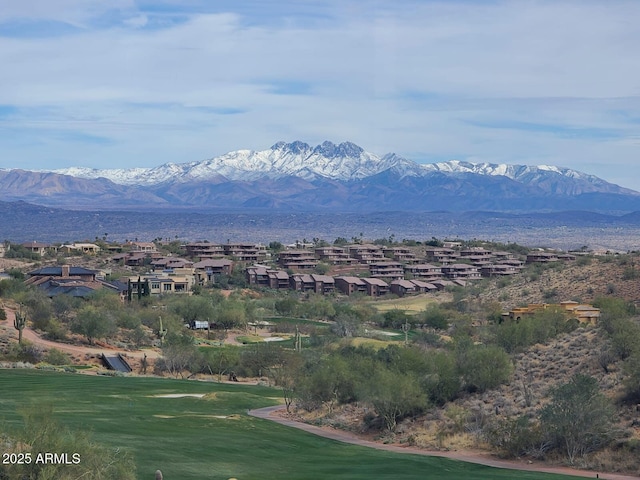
[270,141,312,155]
[312,141,365,158]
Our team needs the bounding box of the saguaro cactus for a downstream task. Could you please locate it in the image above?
[13,305,27,345]
[158,316,167,347]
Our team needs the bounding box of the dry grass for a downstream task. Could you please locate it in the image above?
[366,293,448,314]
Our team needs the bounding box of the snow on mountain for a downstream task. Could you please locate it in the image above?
[47,141,634,195]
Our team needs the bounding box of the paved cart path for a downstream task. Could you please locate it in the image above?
[249,405,639,480]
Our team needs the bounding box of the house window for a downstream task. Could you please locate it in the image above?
[151,282,160,289]
[163,284,172,291]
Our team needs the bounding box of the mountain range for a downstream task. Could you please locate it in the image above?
[1,141,639,213]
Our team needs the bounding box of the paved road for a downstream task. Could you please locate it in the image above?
[249,405,639,480]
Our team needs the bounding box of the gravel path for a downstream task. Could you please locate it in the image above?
[249,405,639,480]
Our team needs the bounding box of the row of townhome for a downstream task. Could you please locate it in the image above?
[246,265,465,297]
[184,242,267,262]
[281,244,529,274]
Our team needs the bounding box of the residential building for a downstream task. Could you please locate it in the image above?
[184,242,225,259]
[409,279,438,293]
[60,243,100,254]
[127,273,193,295]
[25,265,126,299]
[480,264,519,277]
[129,241,157,253]
[21,241,52,257]
[441,264,481,280]
[382,246,417,263]
[369,262,404,281]
[278,249,318,270]
[223,243,266,262]
[424,246,459,264]
[193,259,233,283]
[315,246,355,265]
[348,244,385,264]
[389,279,418,297]
[361,278,389,297]
[404,263,442,281]
[335,276,368,296]
[246,266,289,289]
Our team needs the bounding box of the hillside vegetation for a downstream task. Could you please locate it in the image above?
[2,246,640,477]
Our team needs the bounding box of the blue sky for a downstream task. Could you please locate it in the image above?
[1,0,640,189]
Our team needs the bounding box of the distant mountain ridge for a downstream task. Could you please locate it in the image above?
[48,141,635,195]
[1,141,639,212]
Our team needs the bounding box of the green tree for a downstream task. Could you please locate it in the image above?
[71,306,116,345]
[422,304,449,330]
[171,295,215,325]
[362,368,427,432]
[457,343,512,393]
[158,331,201,378]
[539,374,616,464]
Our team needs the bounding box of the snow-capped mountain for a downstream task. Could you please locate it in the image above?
[3,141,639,212]
[48,141,633,196]
[50,141,423,185]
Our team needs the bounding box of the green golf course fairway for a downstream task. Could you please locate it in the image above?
[0,369,581,480]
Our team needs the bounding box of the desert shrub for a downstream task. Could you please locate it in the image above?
[360,368,427,432]
[485,415,545,458]
[622,353,640,403]
[422,350,461,404]
[0,404,136,480]
[43,348,70,365]
[494,308,575,353]
[42,318,68,341]
[380,309,412,329]
[457,343,512,393]
[330,313,362,337]
[539,374,616,464]
[116,312,142,330]
[610,320,640,360]
[421,305,449,330]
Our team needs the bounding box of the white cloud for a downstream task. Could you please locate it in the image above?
[0,0,639,189]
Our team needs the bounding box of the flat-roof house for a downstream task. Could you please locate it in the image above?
[129,241,157,253]
[127,274,192,295]
[60,243,100,254]
[22,241,52,257]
